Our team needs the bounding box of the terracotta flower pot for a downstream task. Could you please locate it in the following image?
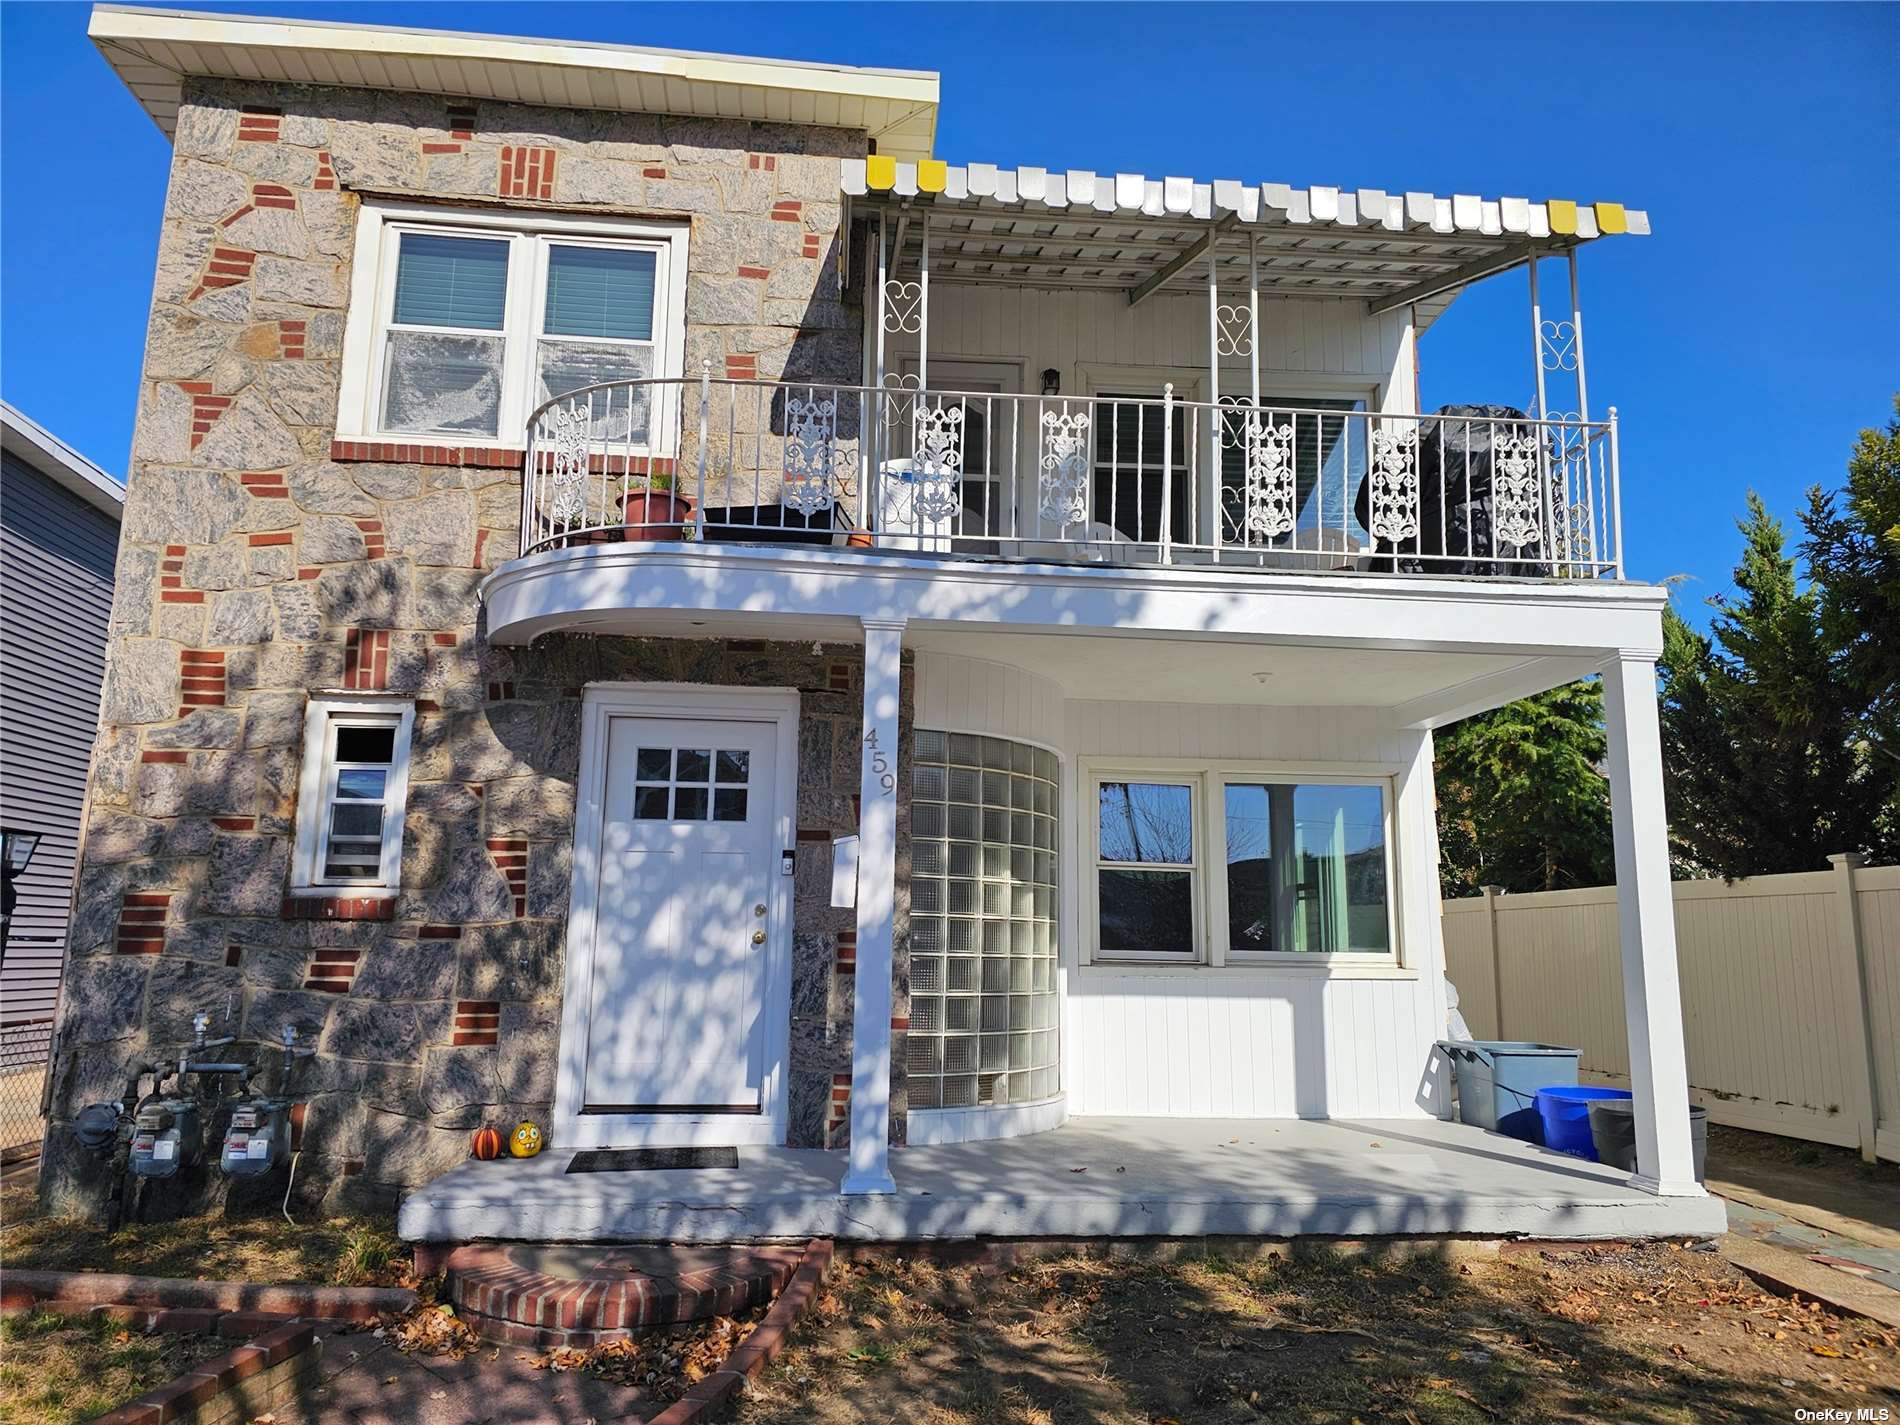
[622,489,696,541]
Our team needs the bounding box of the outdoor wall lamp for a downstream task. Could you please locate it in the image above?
[0,826,42,972]
[1041,368,1060,396]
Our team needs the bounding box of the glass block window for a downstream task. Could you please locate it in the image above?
[909,731,1061,1111]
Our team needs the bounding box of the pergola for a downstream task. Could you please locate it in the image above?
[841,156,1650,427]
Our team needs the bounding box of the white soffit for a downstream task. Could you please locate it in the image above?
[88,5,941,160]
[0,400,126,517]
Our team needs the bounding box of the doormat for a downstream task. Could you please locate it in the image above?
[565,1148,740,1173]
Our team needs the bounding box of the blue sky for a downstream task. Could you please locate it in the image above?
[2,2,1894,617]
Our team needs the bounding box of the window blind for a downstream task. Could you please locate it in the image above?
[391,233,509,330]
[544,245,656,341]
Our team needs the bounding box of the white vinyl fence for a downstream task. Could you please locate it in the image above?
[1442,855,1898,1163]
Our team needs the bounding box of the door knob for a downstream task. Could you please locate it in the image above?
[751,930,766,946]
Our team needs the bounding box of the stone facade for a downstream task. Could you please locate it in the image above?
[41,78,892,1212]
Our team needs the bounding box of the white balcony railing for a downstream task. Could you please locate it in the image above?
[521,370,1622,579]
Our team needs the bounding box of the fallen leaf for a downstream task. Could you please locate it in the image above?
[1811,1345,1844,1358]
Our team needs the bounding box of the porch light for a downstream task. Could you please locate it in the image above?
[1041,368,1060,396]
[1,828,39,878]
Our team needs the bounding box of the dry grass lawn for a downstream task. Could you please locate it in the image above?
[739,1242,1900,1425]
[0,1181,407,1287]
[0,1309,229,1425]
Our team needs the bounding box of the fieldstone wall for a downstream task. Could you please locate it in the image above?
[40,77,888,1213]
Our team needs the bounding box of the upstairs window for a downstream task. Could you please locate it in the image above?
[340,201,688,451]
[293,699,416,893]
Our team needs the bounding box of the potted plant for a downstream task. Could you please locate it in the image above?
[622,469,696,541]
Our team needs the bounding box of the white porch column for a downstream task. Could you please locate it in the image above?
[1600,652,1703,1197]
[841,615,906,1196]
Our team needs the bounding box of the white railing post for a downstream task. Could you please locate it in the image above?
[519,418,536,558]
[1160,383,1174,565]
[695,359,712,540]
[1608,406,1624,579]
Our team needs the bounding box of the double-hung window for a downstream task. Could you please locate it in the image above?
[340,200,688,452]
[292,699,416,894]
[1088,766,1397,965]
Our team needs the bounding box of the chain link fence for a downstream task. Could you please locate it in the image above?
[1,1020,52,1165]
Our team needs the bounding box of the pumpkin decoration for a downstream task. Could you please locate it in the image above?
[470,1126,504,1161]
[509,1120,544,1159]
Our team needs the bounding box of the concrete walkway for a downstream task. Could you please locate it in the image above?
[273,1323,665,1425]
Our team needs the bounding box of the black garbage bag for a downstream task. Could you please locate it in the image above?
[1353,403,1553,576]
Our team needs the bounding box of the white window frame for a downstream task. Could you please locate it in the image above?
[1086,773,1203,965]
[1082,759,1402,969]
[337,198,690,455]
[292,697,417,895]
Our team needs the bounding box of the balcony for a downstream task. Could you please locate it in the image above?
[520,374,1621,580]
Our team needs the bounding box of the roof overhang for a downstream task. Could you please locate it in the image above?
[843,159,1649,308]
[0,401,125,518]
[89,5,941,161]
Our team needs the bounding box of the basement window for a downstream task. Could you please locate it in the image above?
[292,698,416,893]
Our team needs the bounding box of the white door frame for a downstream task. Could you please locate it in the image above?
[551,682,801,1148]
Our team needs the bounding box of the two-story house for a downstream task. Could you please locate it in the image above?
[45,4,1721,1246]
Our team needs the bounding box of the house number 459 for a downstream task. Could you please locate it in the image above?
[864,728,895,796]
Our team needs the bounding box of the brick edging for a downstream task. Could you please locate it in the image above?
[647,1236,834,1425]
[80,1318,317,1425]
[0,1269,415,1322]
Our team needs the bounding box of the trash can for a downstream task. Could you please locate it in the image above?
[1587,1100,1709,1181]
[1434,1041,1581,1144]
[1535,1086,1633,1159]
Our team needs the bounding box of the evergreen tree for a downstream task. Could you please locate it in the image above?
[1658,493,1879,877]
[1435,680,1614,895]
[1800,397,1900,860]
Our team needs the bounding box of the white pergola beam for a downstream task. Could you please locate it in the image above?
[1368,241,1542,316]
[1127,213,1237,307]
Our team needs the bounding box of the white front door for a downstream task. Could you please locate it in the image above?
[555,689,796,1147]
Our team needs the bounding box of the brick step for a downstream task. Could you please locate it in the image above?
[444,1242,803,1348]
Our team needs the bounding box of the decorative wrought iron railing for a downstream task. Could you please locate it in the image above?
[521,366,1622,579]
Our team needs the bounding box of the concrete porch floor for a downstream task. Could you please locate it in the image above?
[400,1117,1728,1244]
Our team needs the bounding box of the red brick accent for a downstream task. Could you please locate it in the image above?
[236,105,281,143]
[801,233,823,259]
[452,1000,500,1047]
[432,632,459,647]
[417,924,462,939]
[825,1073,851,1146]
[642,166,667,179]
[252,182,297,211]
[737,264,770,280]
[473,528,491,566]
[329,438,524,469]
[116,893,171,955]
[240,470,289,498]
[141,749,188,765]
[500,145,557,199]
[180,380,236,445]
[211,816,255,832]
[486,681,515,701]
[421,141,463,155]
[342,628,391,691]
[827,662,852,691]
[746,153,777,172]
[447,103,477,140]
[276,318,306,359]
[304,948,361,994]
[890,1017,910,1031]
[179,649,226,713]
[725,354,758,381]
[188,247,255,303]
[298,566,321,580]
[281,895,396,922]
[355,518,387,559]
[835,931,857,976]
[159,590,204,603]
[313,151,336,190]
[487,838,528,917]
[246,531,293,547]
[165,544,186,557]
[770,200,803,223]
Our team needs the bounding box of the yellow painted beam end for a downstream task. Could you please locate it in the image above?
[1594,201,1628,235]
[917,159,948,194]
[1547,199,1579,236]
[865,154,897,191]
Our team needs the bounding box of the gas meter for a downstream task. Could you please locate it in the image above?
[220,1099,291,1177]
[130,1097,202,1179]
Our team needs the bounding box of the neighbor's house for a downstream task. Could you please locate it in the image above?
[46,5,1717,1239]
[1,402,122,1155]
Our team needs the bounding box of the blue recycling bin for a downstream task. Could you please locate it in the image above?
[1535,1085,1634,1160]
[1435,1040,1581,1144]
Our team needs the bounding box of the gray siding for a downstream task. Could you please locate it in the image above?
[0,450,118,1054]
